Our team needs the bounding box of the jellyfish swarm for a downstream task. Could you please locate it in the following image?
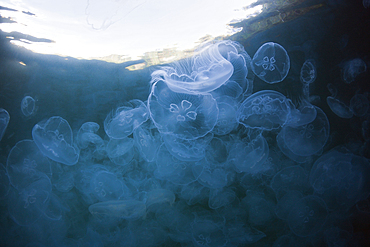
[0,108,10,142]
[32,116,79,166]
[251,42,290,84]
[21,96,36,117]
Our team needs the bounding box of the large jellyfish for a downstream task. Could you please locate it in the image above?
[251,42,290,84]
[148,80,218,140]
[32,116,79,166]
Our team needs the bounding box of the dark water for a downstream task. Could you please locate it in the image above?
[1,0,370,246]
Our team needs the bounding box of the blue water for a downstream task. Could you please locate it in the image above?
[1,0,370,246]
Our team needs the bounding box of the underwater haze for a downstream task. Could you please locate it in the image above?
[1,0,370,246]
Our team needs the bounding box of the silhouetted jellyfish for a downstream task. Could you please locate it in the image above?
[89,200,146,220]
[6,139,51,190]
[0,108,10,142]
[309,148,370,211]
[163,133,213,162]
[152,40,239,94]
[237,90,295,130]
[106,137,135,166]
[7,175,52,226]
[104,99,148,139]
[278,106,329,158]
[21,96,36,117]
[32,116,79,166]
[300,59,316,85]
[251,42,290,84]
[342,58,367,83]
[229,134,269,174]
[154,144,196,185]
[0,164,10,199]
[287,195,328,237]
[148,80,218,140]
[350,93,369,117]
[327,96,353,118]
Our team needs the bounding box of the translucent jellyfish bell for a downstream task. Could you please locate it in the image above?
[21,96,36,117]
[237,90,294,130]
[0,108,10,142]
[32,116,79,166]
[327,96,353,119]
[300,59,317,85]
[350,93,369,117]
[251,42,290,84]
[342,58,367,83]
[158,40,236,94]
[148,80,218,140]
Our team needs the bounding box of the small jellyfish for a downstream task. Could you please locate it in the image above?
[77,122,104,149]
[106,137,135,166]
[0,108,10,142]
[251,42,290,84]
[104,99,148,139]
[148,80,218,140]
[89,199,146,220]
[300,59,316,85]
[327,96,353,119]
[32,116,79,166]
[364,0,370,8]
[342,58,367,83]
[90,170,127,202]
[287,195,328,237]
[237,90,295,130]
[277,106,330,158]
[21,96,36,117]
[350,93,369,117]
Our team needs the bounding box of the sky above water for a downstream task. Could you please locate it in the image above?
[0,0,261,60]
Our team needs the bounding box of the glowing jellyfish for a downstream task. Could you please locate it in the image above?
[148,80,218,140]
[32,116,79,166]
[104,99,148,139]
[342,58,367,83]
[350,93,369,117]
[0,108,10,142]
[327,96,353,119]
[300,59,316,85]
[21,96,36,117]
[287,195,328,237]
[251,42,290,84]
[154,40,237,94]
[277,106,329,158]
[77,122,104,149]
[237,90,294,130]
[6,140,51,190]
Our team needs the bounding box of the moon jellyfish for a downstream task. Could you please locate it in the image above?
[300,59,317,85]
[106,137,135,166]
[364,0,370,8]
[89,200,146,220]
[104,99,148,139]
[229,134,269,174]
[208,188,236,209]
[212,96,239,136]
[77,122,103,149]
[341,58,367,83]
[327,96,353,118]
[277,106,329,158]
[32,116,79,166]
[309,148,370,211]
[7,175,52,226]
[6,140,51,190]
[90,170,127,202]
[133,122,162,162]
[275,190,303,220]
[0,164,10,199]
[154,40,238,94]
[287,195,328,237]
[251,42,290,84]
[21,96,36,117]
[0,108,10,142]
[148,80,218,140]
[237,90,294,130]
[350,93,369,117]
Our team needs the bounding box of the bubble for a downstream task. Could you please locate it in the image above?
[251,42,290,84]
[32,116,79,166]
[21,96,36,117]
